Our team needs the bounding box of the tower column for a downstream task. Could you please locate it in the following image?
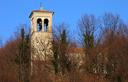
[49,18,52,33]
[34,18,37,32]
[42,19,44,32]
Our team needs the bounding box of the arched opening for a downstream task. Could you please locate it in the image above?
[44,19,49,32]
[37,18,42,32]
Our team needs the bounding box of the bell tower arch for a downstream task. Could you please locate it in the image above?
[37,18,42,32]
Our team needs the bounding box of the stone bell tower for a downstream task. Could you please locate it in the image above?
[29,7,54,61]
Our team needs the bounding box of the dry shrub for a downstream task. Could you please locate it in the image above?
[0,39,19,82]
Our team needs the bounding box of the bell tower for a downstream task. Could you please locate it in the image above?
[29,9,53,33]
[29,8,54,61]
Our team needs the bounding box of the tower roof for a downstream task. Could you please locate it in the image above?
[29,10,54,18]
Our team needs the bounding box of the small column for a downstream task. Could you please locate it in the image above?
[34,18,37,32]
[42,19,44,32]
[48,18,52,33]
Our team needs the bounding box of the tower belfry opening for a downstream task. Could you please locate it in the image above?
[37,18,42,32]
[44,19,49,32]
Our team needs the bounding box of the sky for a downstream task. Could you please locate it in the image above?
[0,0,128,44]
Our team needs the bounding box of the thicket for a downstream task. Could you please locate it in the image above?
[0,13,128,82]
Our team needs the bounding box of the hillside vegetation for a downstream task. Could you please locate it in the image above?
[0,13,128,82]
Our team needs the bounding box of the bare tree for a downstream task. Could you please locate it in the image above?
[96,13,128,82]
[0,37,2,48]
[52,23,72,75]
[78,14,97,73]
[78,14,97,48]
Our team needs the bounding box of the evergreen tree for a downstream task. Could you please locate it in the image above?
[15,28,30,82]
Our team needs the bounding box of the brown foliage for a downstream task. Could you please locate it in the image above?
[0,39,20,82]
[1,13,128,82]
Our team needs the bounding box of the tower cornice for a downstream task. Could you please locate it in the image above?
[29,10,54,18]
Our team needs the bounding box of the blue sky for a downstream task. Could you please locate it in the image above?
[0,0,128,44]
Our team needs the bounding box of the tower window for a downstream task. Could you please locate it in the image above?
[37,18,42,32]
[44,19,49,32]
